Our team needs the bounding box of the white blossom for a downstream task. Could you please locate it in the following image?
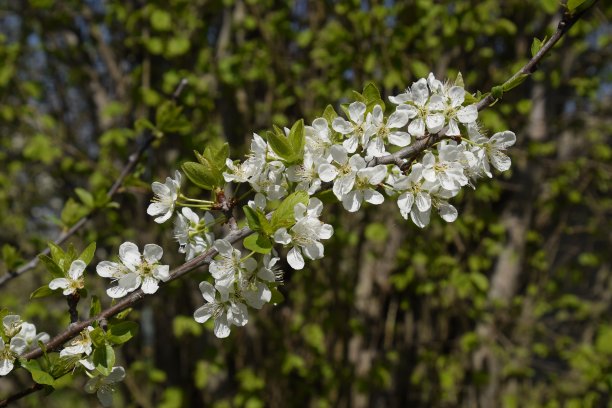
[305,118,334,160]
[332,101,371,153]
[84,366,126,407]
[15,322,49,351]
[147,170,182,223]
[96,242,170,298]
[0,336,26,376]
[60,326,94,358]
[365,105,411,157]
[2,315,23,337]
[421,142,468,191]
[49,259,86,296]
[273,198,334,270]
[428,85,478,136]
[193,281,248,338]
[286,153,325,195]
[174,208,215,261]
[341,165,388,212]
[209,239,257,296]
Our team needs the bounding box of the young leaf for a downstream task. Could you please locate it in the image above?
[288,119,305,158]
[74,188,94,209]
[38,254,64,278]
[265,130,293,162]
[322,104,338,125]
[502,73,529,92]
[90,295,101,317]
[79,242,96,264]
[48,242,65,265]
[243,206,263,232]
[270,191,309,230]
[108,321,139,344]
[363,82,382,104]
[90,327,107,348]
[93,344,115,376]
[31,285,57,300]
[2,244,23,270]
[182,161,219,190]
[243,233,273,254]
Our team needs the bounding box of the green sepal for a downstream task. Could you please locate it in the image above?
[270,191,309,231]
[243,233,273,254]
[455,72,465,88]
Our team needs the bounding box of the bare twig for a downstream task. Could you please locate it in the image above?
[0,80,189,288]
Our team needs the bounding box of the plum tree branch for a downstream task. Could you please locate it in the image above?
[0,79,189,288]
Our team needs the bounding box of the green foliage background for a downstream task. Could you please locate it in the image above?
[0,0,610,407]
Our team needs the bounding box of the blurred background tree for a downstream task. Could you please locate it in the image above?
[0,0,610,407]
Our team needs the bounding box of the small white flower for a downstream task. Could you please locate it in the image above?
[15,322,49,351]
[428,85,478,136]
[60,326,94,358]
[238,253,281,310]
[84,366,126,407]
[0,336,26,376]
[341,165,388,212]
[209,239,257,296]
[395,78,444,137]
[223,157,263,184]
[2,315,23,337]
[286,153,325,195]
[421,142,468,191]
[482,131,516,174]
[193,281,248,338]
[96,242,170,298]
[249,161,288,201]
[147,170,182,224]
[49,259,86,296]
[305,118,334,160]
[365,105,411,157]
[174,208,215,261]
[393,163,433,224]
[273,198,334,270]
[317,145,365,201]
[332,101,371,153]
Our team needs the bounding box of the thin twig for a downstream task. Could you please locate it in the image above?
[0,79,189,288]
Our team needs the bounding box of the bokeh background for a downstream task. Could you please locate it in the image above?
[0,0,610,407]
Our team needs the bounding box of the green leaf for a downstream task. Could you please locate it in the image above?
[155,101,191,135]
[48,242,65,265]
[79,242,96,264]
[265,130,294,162]
[2,244,22,270]
[114,308,133,320]
[200,142,229,171]
[90,327,107,348]
[182,161,219,190]
[31,285,56,299]
[502,73,529,92]
[22,361,56,386]
[567,0,587,11]
[89,296,101,318]
[37,254,63,278]
[243,233,273,254]
[270,191,309,231]
[322,104,338,125]
[288,119,305,159]
[455,72,465,88]
[60,198,89,228]
[74,188,94,209]
[93,344,115,376]
[362,82,381,104]
[108,321,139,345]
[243,206,262,231]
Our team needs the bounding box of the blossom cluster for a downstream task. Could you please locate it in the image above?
[0,315,48,376]
[137,72,515,339]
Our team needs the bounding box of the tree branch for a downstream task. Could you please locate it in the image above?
[0,80,189,288]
